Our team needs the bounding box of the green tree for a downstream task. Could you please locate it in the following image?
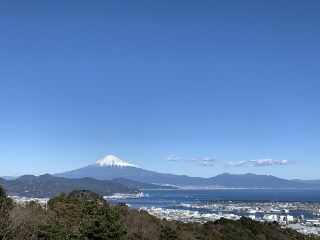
[79,203,127,239]
[239,216,263,235]
[38,190,127,239]
[0,185,13,239]
[37,217,67,240]
[160,226,181,240]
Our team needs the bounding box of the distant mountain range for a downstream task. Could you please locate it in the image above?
[292,179,320,185]
[0,176,18,181]
[54,155,320,189]
[0,174,141,198]
[0,176,6,183]
[0,172,177,198]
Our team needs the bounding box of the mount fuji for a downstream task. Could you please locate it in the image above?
[54,155,204,185]
[54,155,320,188]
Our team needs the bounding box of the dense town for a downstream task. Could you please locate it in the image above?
[145,200,320,236]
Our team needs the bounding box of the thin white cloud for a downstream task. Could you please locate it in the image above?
[225,159,295,167]
[166,155,220,167]
[166,155,182,161]
[224,161,247,167]
[249,159,294,166]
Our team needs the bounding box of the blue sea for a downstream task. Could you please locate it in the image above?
[114,189,320,218]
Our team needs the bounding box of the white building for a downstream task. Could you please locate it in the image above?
[263,214,278,222]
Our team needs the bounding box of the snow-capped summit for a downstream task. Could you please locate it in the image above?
[94,155,140,168]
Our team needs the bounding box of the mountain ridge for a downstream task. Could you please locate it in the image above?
[54,155,320,189]
[0,174,140,198]
[292,179,320,185]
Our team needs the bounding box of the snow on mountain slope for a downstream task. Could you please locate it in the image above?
[94,155,140,168]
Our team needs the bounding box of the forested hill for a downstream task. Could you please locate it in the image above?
[0,177,6,183]
[0,174,139,198]
[0,186,318,240]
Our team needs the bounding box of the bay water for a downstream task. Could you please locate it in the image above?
[114,189,320,219]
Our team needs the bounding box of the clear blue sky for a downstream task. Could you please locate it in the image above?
[1,1,319,180]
